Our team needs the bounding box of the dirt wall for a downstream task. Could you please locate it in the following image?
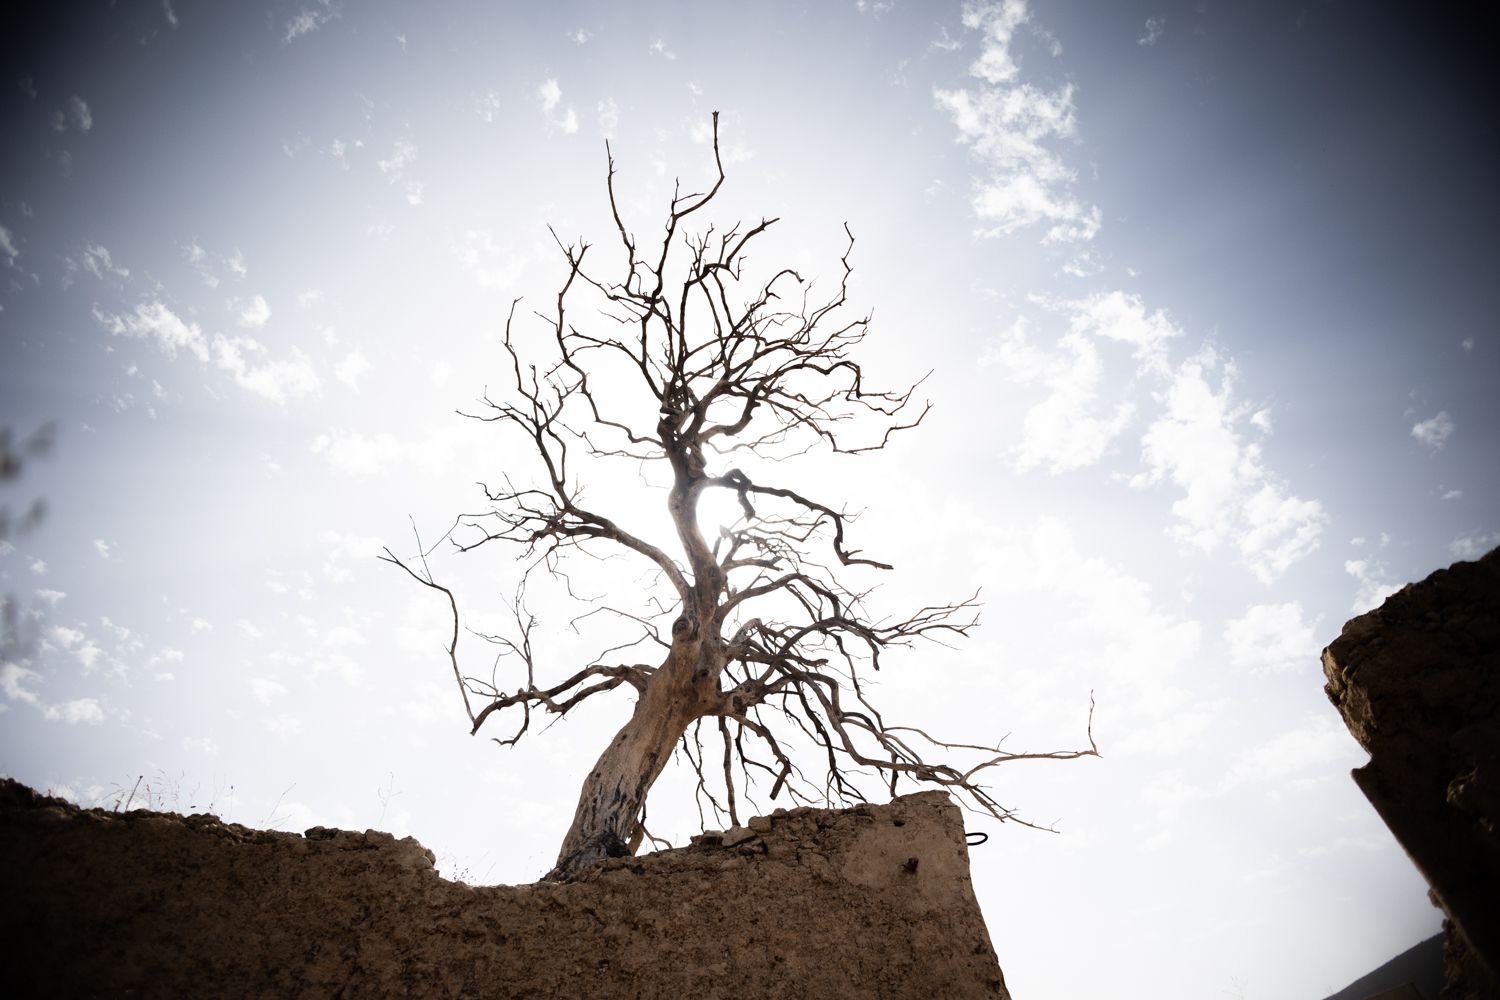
[0,781,1009,999]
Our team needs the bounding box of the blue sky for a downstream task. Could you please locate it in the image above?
[2,2,1497,998]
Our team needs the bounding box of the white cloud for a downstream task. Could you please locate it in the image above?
[648,38,677,60]
[334,348,372,389]
[239,294,271,328]
[319,531,382,559]
[597,97,619,138]
[983,316,1133,473]
[935,2,1099,244]
[537,79,579,134]
[1450,531,1499,561]
[988,292,1321,580]
[1250,408,1273,433]
[285,0,338,42]
[310,422,462,478]
[310,428,405,476]
[95,301,209,362]
[569,28,590,44]
[962,0,1029,83]
[312,648,363,685]
[1223,602,1319,675]
[1134,348,1324,581]
[34,588,66,606]
[1461,337,1474,351]
[1345,558,1400,614]
[319,624,367,648]
[30,559,47,575]
[1138,16,1166,46]
[1224,716,1359,787]
[375,139,423,205]
[182,735,219,755]
[266,713,303,738]
[49,625,103,669]
[1411,411,1454,450]
[1238,482,1325,582]
[930,25,962,53]
[1111,699,1225,757]
[1141,768,1207,826]
[690,119,753,163]
[979,163,1097,243]
[457,230,526,290]
[976,515,1202,732]
[1,662,41,703]
[94,539,113,560]
[185,242,245,288]
[190,617,213,632]
[1295,834,1389,860]
[1135,351,1242,547]
[163,0,178,28]
[238,619,264,640]
[477,89,502,123]
[935,84,1098,242]
[211,335,321,404]
[250,677,288,704]
[319,529,385,583]
[378,138,417,179]
[69,243,130,283]
[99,617,139,649]
[0,223,18,261]
[1070,289,1178,369]
[54,96,92,132]
[44,697,105,725]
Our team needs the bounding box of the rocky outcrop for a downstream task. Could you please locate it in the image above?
[1322,547,1500,1000]
[0,780,1008,999]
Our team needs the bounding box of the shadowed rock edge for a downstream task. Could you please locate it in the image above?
[1323,547,1500,1000]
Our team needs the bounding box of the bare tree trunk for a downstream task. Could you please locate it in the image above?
[545,638,719,881]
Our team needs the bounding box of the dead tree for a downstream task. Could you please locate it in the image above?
[384,113,1097,882]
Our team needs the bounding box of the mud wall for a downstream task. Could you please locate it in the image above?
[0,781,1008,999]
[1323,547,1500,999]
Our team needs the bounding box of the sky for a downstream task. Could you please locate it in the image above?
[2,1,1498,997]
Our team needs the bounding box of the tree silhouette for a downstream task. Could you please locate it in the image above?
[385,115,1096,881]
